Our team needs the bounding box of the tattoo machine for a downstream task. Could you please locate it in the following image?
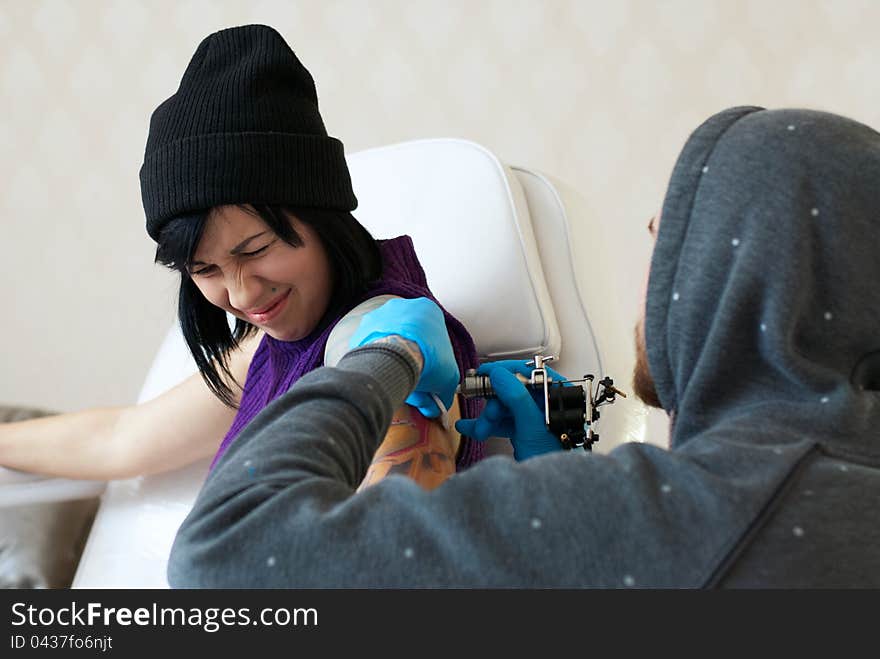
[456,355,626,451]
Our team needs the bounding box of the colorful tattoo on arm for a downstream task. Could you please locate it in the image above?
[358,396,461,492]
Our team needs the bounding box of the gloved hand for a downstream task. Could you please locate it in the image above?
[349,297,459,418]
[454,360,569,461]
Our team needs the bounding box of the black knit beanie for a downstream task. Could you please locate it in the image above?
[140,24,358,242]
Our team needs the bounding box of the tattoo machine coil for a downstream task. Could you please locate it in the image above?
[456,355,626,450]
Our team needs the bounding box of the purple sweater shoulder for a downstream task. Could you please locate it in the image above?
[211,235,485,470]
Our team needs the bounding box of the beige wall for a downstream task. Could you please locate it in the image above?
[2,1,878,445]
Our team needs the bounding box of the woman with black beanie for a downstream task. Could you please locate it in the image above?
[0,25,484,493]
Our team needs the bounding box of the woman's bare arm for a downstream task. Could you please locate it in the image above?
[353,333,462,491]
[358,397,462,491]
[0,331,263,480]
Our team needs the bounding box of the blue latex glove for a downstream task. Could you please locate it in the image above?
[454,359,569,461]
[348,297,459,418]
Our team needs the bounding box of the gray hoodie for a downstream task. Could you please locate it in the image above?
[168,107,880,587]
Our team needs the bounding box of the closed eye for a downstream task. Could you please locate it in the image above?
[240,245,269,257]
[190,244,271,276]
[190,265,215,277]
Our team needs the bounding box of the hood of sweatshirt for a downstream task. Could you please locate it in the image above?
[646,106,880,461]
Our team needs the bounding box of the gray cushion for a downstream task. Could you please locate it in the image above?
[0,406,99,589]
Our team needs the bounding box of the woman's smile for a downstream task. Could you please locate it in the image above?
[245,289,291,324]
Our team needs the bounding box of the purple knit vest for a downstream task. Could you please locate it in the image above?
[211,235,486,470]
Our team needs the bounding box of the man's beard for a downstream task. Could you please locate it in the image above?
[633,319,663,409]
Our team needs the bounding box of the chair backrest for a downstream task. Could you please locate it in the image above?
[347,138,567,362]
[72,138,608,588]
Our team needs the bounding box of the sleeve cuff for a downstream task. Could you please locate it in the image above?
[336,342,420,408]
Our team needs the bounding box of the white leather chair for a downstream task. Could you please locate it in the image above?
[3,138,644,588]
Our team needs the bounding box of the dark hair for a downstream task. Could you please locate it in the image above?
[154,205,382,408]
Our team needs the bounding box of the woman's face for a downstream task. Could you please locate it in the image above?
[189,205,334,342]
